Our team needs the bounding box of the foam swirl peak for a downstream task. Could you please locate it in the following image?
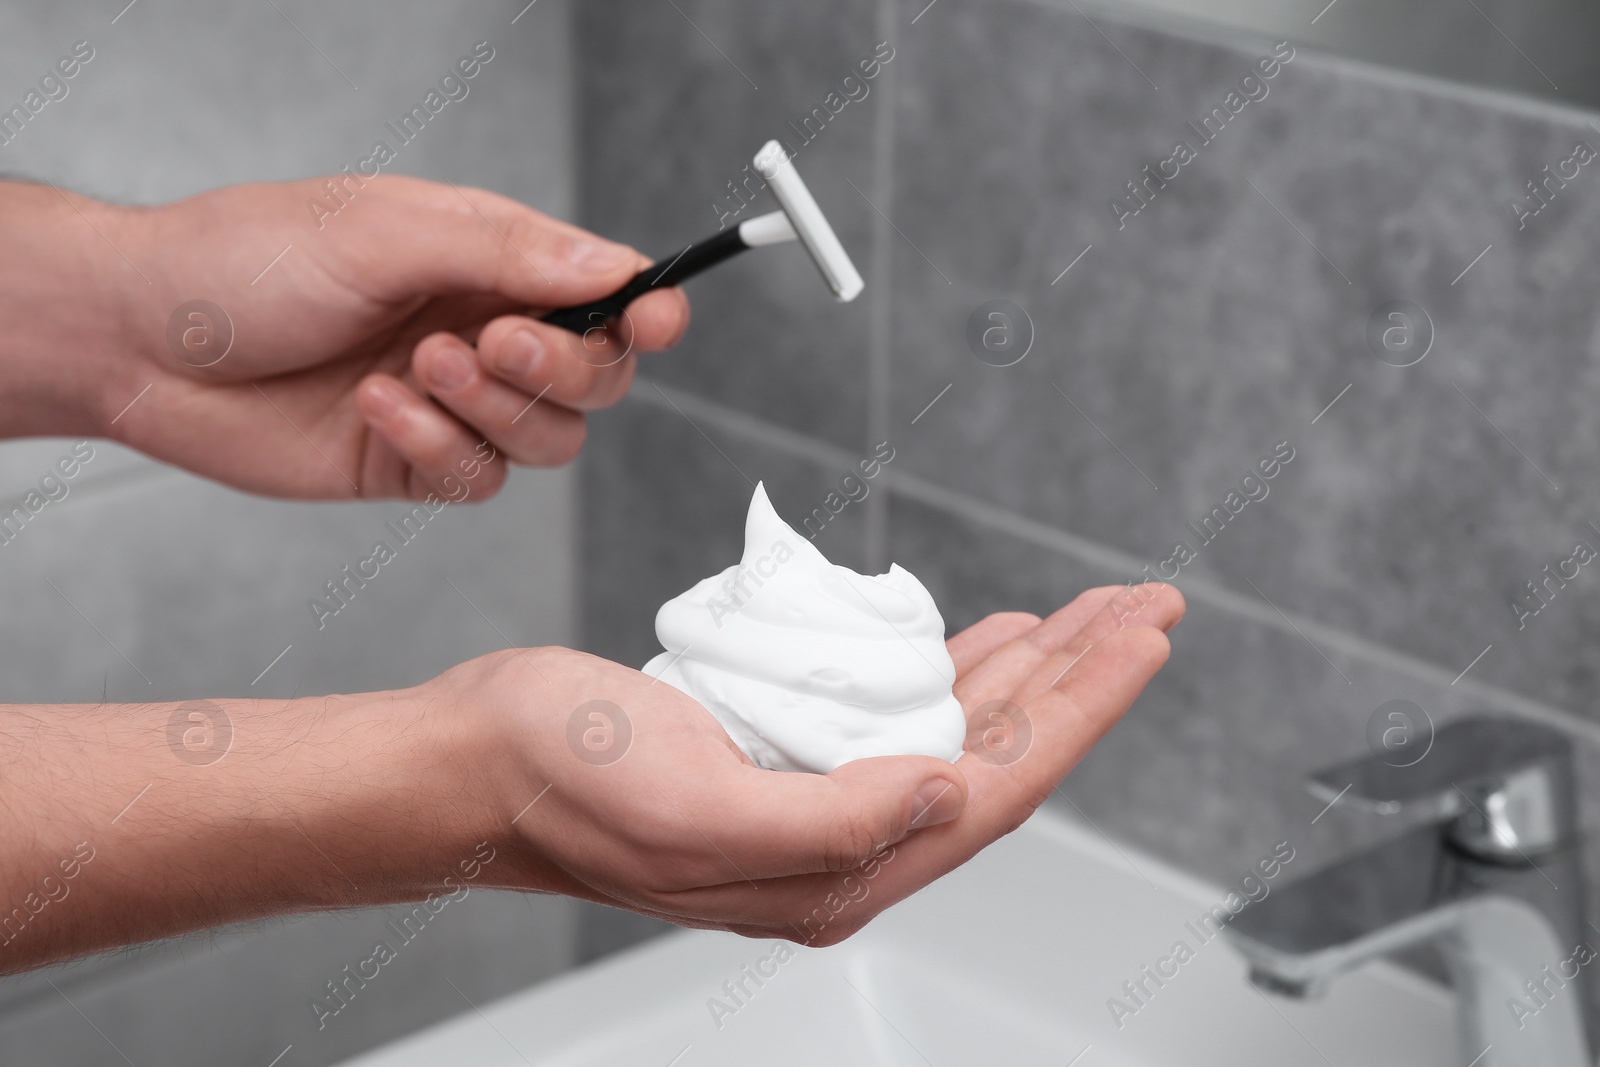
[643,483,965,773]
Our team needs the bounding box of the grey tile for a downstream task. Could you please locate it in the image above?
[574,0,884,448]
[0,439,152,504]
[0,891,577,1067]
[574,902,675,964]
[0,464,574,704]
[580,389,879,670]
[887,0,1600,719]
[2,0,572,215]
[886,489,1600,889]
[1028,0,1600,114]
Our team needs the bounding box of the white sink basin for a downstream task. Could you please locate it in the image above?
[338,810,1457,1066]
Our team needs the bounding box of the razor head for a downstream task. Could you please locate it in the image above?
[753,140,864,302]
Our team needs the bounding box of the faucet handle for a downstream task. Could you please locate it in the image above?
[1307,715,1576,862]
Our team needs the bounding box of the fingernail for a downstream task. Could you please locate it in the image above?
[909,778,963,830]
[429,345,474,390]
[496,330,544,378]
[363,379,406,420]
[568,239,634,272]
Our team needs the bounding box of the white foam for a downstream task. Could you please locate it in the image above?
[643,483,965,773]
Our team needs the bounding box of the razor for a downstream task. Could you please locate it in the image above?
[541,139,864,335]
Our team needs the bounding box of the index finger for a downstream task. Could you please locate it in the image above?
[947,612,1042,674]
[954,583,1183,709]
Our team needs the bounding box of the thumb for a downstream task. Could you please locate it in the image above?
[349,179,648,310]
[718,756,967,879]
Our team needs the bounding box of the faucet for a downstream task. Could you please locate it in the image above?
[1225,716,1593,1067]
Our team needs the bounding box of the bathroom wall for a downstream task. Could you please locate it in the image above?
[1098,0,1600,111]
[0,2,581,1065]
[574,0,1600,1039]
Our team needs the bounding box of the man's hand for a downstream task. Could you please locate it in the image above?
[0,584,1180,972]
[469,583,1183,940]
[13,176,687,500]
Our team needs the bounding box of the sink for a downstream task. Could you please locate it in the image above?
[337,809,1457,1066]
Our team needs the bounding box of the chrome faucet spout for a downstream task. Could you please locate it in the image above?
[1225,717,1592,1067]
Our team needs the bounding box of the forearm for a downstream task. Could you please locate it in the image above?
[0,181,140,438]
[0,684,509,973]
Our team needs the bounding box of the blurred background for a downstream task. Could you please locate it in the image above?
[4,0,1600,1063]
[0,3,583,1064]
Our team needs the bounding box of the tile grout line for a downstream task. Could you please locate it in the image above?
[887,465,1600,753]
[862,0,900,574]
[1022,0,1600,133]
[632,378,862,475]
[625,381,1600,756]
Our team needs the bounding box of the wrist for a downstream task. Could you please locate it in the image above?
[401,646,569,885]
[228,681,518,907]
[405,647,562,849]
[0,680,512,970]
[0,183,146,439]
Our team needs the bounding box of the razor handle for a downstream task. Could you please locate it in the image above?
[540,227,749,335]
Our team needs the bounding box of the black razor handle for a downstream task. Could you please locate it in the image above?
[541,228,749,335]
